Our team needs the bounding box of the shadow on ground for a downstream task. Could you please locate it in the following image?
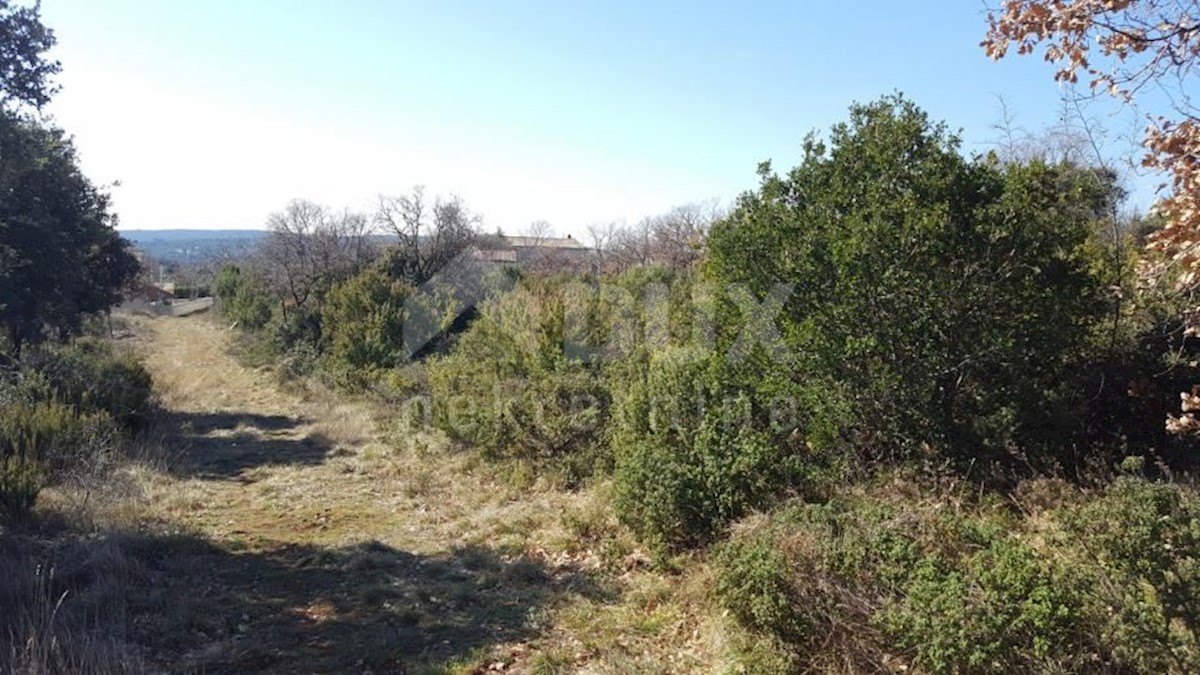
[158,410,335,480]
[1,529,613,674]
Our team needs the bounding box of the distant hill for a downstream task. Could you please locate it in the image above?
[122,229,267,264]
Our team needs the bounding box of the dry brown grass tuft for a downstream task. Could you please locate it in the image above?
[0,535,148,674]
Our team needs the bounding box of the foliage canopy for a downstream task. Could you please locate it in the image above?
[707,95,1116,461]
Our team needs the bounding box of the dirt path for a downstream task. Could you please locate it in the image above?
[125,315,622,674]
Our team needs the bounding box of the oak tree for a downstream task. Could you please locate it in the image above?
[0,2,138,357]
[983,2,1200,292]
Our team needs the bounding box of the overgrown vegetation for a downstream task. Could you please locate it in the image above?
[13,0,1200,669]
[0,0,139,359]
[0,0,148,521]
[0,6,159,669]
[708,96,1126,468]
[192,85,1200,669]
[428,277,610,476]
[411,96,1200,670]
[711,474,1200,673]
[0,339,152,519]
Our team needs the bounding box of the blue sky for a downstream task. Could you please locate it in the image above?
[39,0,1159,235]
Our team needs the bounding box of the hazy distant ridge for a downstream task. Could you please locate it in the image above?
[123,229,267,264]
[122,229,267,242]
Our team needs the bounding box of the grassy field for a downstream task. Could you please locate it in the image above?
[4,313,740,674]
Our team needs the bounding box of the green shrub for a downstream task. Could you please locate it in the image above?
[715,528,806,643]
[713,483,1200,674]
[0,370,40,407]
[276,339,321,381]
[713,500,917,671]
[376,363,427,401]
[212,263,242,303]
[879,486,1200,674]
[706,95,1117,465]
[321,267,413,372]
[774,499,924,587]
[713,495,1104,673]
[0,403,117,517]
[611,347,808,551]
[213,264,273,330]
[801,500,1080,673]
[882,539,1082,673]
[0,445,40,517]
[20,339,151,427]
[0,340,138,518]
[428,279,609,470]
[1059,478,1200,672]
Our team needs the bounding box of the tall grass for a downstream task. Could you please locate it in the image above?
[1,547,145,674]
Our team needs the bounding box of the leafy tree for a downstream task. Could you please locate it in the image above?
[0,0,60,109]
[707,95,1115,461]
[0,3,138,358]
[0,113,139,357]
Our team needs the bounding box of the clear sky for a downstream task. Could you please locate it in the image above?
[39,0,1160,235]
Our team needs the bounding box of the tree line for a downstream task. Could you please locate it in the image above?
[0,1,139,359]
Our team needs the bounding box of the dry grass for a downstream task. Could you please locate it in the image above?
[3,313,738,673]
[0,526,150,673]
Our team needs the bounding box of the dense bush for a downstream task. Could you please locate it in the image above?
[428,278,609,470]
[714,526,809,645]
[18,339,152,428]
[267,304,323,360]
[0,405,43,516]
[321,267,413,373]
[213,264,274,330]
[714,478,1200,673]
[715,499,916,669]
[882,539,1082,672]
[0,403,118,518]
[610,346,810,551]
[715,501,1070,672]
[0,338,147,518]
[707,95,1118,466]
[1058,477,1200,673]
